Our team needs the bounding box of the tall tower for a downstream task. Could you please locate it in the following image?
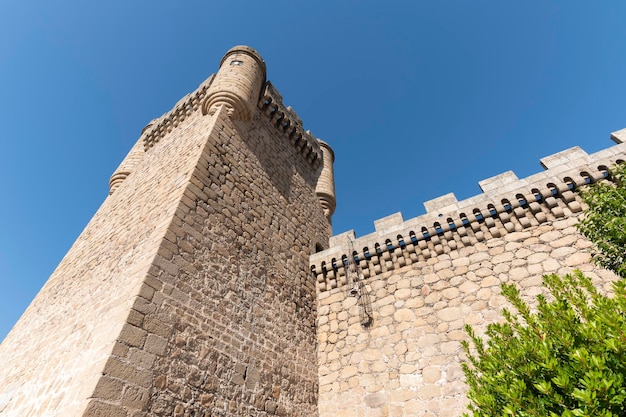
[0,46,334,417]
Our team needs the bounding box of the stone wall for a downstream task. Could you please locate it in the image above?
[2,43,626,417]
[0,46,331,417]
[129,103,330,417]
[311,140,626,417]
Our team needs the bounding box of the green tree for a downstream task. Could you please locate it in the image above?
[462,272,626,417]
[576,163,626,278]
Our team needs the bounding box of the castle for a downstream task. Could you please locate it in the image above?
[0,46,624,417]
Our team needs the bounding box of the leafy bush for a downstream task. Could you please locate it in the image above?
[577,163,626,278]
[462,272,626,417]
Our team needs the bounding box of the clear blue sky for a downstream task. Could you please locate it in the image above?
[1,1,625,341]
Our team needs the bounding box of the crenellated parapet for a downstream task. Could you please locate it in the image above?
[257,82,322,169]
[202,46,266,121]
[143,75,215,150]
[140,46,322,171]
[110,75,214,193]
[310,137,626,293]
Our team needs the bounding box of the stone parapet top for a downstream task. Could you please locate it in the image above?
[143,75,215,150]
[311,138,626,293]
[257,82,322,169]
[611,128,626,144]
[540,146,588,170]
[140,75,322,170]
[478,171,519,194]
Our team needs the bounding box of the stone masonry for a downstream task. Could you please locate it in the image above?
[1,45,625,417]
[0,46,333,417]
[310,132,626,416]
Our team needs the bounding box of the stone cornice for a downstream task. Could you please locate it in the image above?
[141,77,323,172]
[310,142,626,294]
[257,82,322,169]
[143,75,215,150]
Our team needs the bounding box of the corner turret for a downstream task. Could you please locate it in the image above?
[316,140,336,220]
[202,45,266,120]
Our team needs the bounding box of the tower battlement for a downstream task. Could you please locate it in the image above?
[312,131,625,417]
[0,46,333,417]
[1,46,624,417]
[311,139,626,293]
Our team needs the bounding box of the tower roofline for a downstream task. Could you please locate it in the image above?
[219,45,267,82]
[311,138,626,293]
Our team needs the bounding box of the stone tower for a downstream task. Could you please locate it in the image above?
[0,46,335,417]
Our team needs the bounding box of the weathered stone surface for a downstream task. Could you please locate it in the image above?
[2,45,625,417]
[0,47,331,417]
[315,156,624,417]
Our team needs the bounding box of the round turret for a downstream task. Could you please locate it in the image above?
[202,46,266,120]
[315,140,336,220]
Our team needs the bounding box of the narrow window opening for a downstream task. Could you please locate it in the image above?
[581,171,592,184]
[598,165,609,179]
[548,183,558,196]
[473,209,484,222]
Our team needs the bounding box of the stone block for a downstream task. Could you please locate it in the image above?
[83,400,127,417]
